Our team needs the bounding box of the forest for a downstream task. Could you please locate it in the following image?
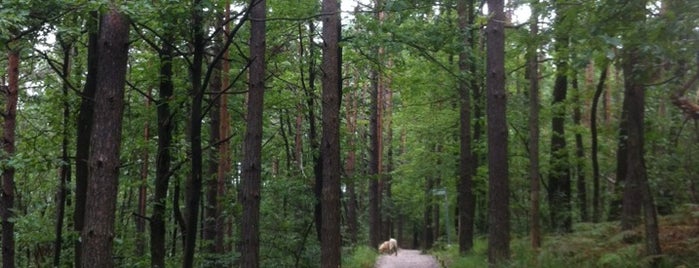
[1,0,699,267]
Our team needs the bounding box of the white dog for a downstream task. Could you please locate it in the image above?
[378,238,398,256]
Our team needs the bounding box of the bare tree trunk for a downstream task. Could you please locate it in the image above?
[369,0,385,248]
[573,76,588,222]
[74,11,100,267]
[456,0,476,254]
[320,0,342,265]
[2,44,20,268]
[548,0,572,233]
[527,1,541,248]
[183,0,206,265]
[486,0,510,264]
[150,30,174,268]
[240,0,266,266]
[53,36,72,267]
[81,8,130,267]
[344,76,359,245]
[137,90,151,257]
[591,63,608,223]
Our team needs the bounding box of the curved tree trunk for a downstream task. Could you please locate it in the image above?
[591,63,608,223]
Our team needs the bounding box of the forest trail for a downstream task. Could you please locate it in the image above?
[374,249,440,268]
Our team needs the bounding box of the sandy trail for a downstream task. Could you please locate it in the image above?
[374,249,440,268]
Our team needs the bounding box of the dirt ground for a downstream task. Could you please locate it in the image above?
[374,249,440,268]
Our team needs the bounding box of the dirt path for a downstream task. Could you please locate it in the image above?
[374,249,440,268]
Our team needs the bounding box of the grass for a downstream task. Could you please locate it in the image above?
[431,203,699,267]
[343,245,379,268]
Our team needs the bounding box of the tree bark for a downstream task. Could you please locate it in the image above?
[2,43,20,268]
[527,1,541,249]
[369,0,385,249]
[457,0,476,254]
[81,8,130,268]
[240,0,266,266]
[591,63,608,223]
[183,0,206,265]
[320,0,342,265]
[53,36,72,267]
[548,0,571,233]
[486,0,510,264]
[74,11,100,267]
[573,76,588,222]
[150,30,175,268]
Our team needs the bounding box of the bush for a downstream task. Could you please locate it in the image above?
[343,246,378,268]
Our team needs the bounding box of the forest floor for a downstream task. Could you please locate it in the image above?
[430,203,699,267]
[374,249,440,268]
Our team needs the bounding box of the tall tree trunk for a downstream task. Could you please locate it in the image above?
[205,45,221,261]
[81,8,130,267]
[368,69,382,248]
[183,0,206,265]
[344,77,359,245]
[240,0,266,266]
[74,11,100,267]
[527,1,541,249]
[369,0,385,248]
[2,43,20,268]
[320,0,342,265]
[456,0,475,254]
[573,76,588,222]
[591,63,608,223]
[150,30,175,268]
[53,37,72,267]
[137,91,151,257]
[215,4,232,254]
[619,53,643,231]
[609,93,629,221]
[486,0,510,264]
[548,0,571,233]
[304,19,323,244]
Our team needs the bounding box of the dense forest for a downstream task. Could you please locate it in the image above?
[1,0,699,267]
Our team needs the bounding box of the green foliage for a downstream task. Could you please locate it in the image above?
[342,246,378,268]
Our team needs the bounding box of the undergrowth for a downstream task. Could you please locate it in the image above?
[343,245,378,268]
[431,204,699,267]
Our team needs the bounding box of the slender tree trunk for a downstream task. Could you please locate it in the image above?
[573,76,588,222]
[486,0,510,264]
[81,8,130,267]
[423,176,434,250]
[369,68,382,248]
[369,0,385,248]
[183,0,206,265]
[205,47,221,261]
[320,0,342,265]
[240,0,266,266]
[591,63,608,223]
[53,37,72,267]
[150,30,175,268]
[457,0,475,254]
[74,11,100,267]
[2,44,20,268]
[344,78,359,245]
[620,50,644,231]
[527,2,541,248]
[137,91,151,257]
[215,4,232,254]
[548,0,571,232]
